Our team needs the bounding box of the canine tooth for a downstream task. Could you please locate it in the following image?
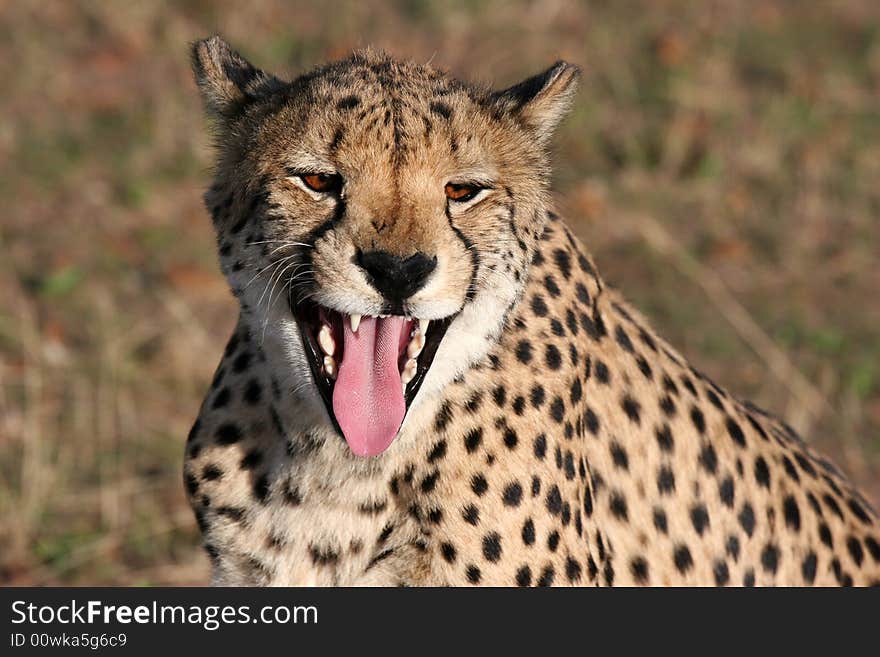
[401,358,418,384]
[317,324,335,356]
[323,355,337,379]
[350,313,361,333]
[407,333,425,358]
[379,314,389,319]
[419,319,430,335]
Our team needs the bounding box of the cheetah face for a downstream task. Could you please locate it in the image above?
[192,37,578,457]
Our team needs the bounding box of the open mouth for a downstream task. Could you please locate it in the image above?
[291,298,454,457]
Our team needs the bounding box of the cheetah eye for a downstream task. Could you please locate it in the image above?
[444,182,483,203]
[300,173,343,194]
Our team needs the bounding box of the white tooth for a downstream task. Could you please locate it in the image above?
[318,324,335,356]
[419,319,430,335]
[379,314,389,319]
[400,358,417,385]
[323,355,337,379]
[349,313,361,333]
[407,332,425,358]
[402,382,408,395]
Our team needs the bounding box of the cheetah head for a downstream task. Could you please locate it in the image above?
[192,36,579,457]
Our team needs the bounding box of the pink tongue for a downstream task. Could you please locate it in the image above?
[333,316,407,457]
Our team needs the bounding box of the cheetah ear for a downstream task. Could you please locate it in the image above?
[493,61,581,143]
[191,36,284,121]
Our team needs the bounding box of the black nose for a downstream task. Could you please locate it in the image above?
[357,249,437,304]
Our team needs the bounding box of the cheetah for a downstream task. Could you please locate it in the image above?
[184,36,880,586]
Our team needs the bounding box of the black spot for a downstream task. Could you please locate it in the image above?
[719,477,735,508]
[818,522,833,548]
[462,504,479,525]
[428,440,447,463]
[614,325,634,353]
[781,456,800,483]
[482,532,502,562]
[610,442,629,470]
[802,552,817,584]
[531,475,542,497]
[754,456,771,489]
[429,101,452,119]
[215,422,242,445]
[609,491,628,521]
[659,395,677,417]
[690,504,710,535]
[864,536,880,562]
[621,395,641,424]
[630,557,649,584]
[492,385,506,408]
[512,395,526,415]
[713,561,730,586]
[434,401,453,431]
[530,384,546,408]
[550,396,565,423]
[584,408,600,435]
[420,470,440,493]
[211,387,230,409]
[515,340,533,364]
[253,474,270,503]
[565,557,583,583]
[782,495,801,531]
[553,248,572,279]
[761,543,779,574]
[533,433,547,459]
[464,428,483,453]
[569,378,582,404]
[699,443,718,474]
[673,545,693,573]
[848,498,872,525]
[655,424,674,452]
[465,565,481,584]
[515,566,532,587]
[502,427,518,449]
[546,531,560,551]
[522,518,536,545]
[243,379,262,404]
[440,542,457,563]
[739,503,756,537]
[690,406,706,434]
[240,449,263,470]
[465,391,483,413]
[531,295,548,317]
[502,482,523,507]
[202,464,223,481]
[823,494,843,519]
[471,474,488,496]
[743,570,756,587]
[537,565,556,587]
[653,508,668,534]
[715,540,737,571]
[546,485,563,515]
[847,536,864,566]
[726,417,746,447]
[232,352,251,373]
[545,344,562,370]
[595,360,610,384]
[337,94,361,110]
[544,274,561,297]
[657,466,676,495]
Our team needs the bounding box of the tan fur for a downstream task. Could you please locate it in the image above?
[184,37,880,586]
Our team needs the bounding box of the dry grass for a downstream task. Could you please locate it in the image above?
[1,0,878,585]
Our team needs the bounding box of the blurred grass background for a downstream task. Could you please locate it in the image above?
[1,0,878,585]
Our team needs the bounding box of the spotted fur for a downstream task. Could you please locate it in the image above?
[185,37,880,586]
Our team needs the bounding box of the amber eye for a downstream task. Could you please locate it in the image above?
[444,182,482,203]
[300,173,342,194]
